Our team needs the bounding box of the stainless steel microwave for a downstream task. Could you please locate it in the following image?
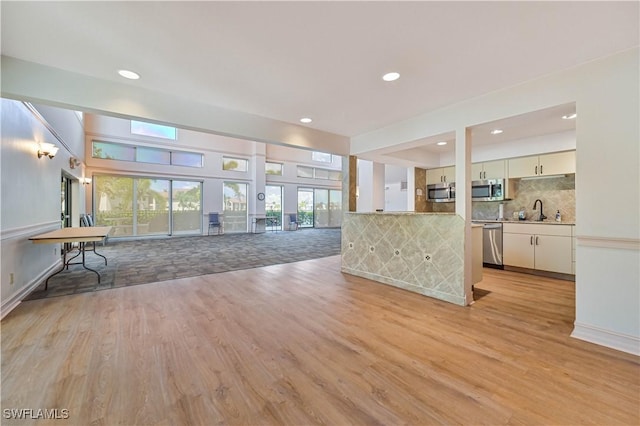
[427,182,455,203]
[472,179,505,202]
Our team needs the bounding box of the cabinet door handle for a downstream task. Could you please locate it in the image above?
[480,172,483,180]
[535,236,539,245]
[535,165,538,175]
[530,236,534,245]
[540,165,543,175]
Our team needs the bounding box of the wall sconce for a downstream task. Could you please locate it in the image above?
[37,142,59,159]
[82,177,92,186]
[69,157,81,169]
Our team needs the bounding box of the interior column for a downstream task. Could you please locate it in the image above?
[455,127,473,305]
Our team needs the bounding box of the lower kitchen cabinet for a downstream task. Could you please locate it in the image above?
[503,223,573,274]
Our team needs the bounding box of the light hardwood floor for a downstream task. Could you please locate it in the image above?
[2,256,638,425]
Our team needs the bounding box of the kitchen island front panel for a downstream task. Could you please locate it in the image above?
[341,212,470,306]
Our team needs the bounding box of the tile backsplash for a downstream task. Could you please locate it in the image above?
[473,175,575,222]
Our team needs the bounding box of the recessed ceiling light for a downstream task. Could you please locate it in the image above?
[118,69,140,80]
[490,129,503,135]
[436,141,447,146]
[300,117,312,124]
[382,72,400,82]
[562,113,577,120]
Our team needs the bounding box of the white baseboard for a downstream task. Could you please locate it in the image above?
[0,260,61,320]
[572,322,640,356]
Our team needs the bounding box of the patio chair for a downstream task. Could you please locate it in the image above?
[76,213,107,264]
[288,214,298,231]
[80,213,94,227]
[208,212,222,235]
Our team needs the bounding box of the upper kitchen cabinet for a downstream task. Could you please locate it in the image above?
[508,151,575,179]
[426,166,455,184]
[471,160,506,180]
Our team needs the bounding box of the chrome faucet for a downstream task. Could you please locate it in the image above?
[533,199,546,221]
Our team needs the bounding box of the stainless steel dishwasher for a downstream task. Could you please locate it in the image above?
[482,222,503,268]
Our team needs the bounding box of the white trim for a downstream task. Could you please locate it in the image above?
[0,221,60,241]
[0,260,61,320]
[576,235,640,251]
[572,322,640,356]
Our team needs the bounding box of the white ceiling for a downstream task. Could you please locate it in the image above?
[2,1,638,143]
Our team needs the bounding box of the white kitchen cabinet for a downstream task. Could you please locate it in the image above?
[503,232,535,269]
[508,151,575,178]
[426,166,455,184]
[471,160,506,180]
[540,151,576,176]
[534,235,573,274]
[503,223,573,274]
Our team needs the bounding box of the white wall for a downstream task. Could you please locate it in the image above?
[351,48,640,355]
[384,183,408,212]
[384,164,409,211]
[1,100,86,316]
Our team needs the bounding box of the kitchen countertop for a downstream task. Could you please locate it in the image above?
[472,219,575,225]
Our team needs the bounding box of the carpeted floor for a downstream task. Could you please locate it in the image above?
[25,228,341,300]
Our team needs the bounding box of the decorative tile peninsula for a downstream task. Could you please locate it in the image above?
[341,212,469,306]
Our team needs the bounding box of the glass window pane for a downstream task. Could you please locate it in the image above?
[314,189,329,227]
[172,151,203,168]
[297,166,314,178]
[223,157,248,172]
[94,175,134,236]
[137,179,169,236]
[312,152,332,163]
[173,181,202,234]
[92,141,135,161]
[131,120,176,140]
[265,185,283,230]
[223,182,248,232]
[137,147,171,165]
[297,189,314,228]
[329,170,343,181]
[314,168,330,179]
[329,189,342,227]
[265,162,283,175]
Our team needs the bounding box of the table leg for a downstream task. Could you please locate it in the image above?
[45,246,68,290]
[44,242,104,290]
[93,242,108,265]
[78,242,102,283]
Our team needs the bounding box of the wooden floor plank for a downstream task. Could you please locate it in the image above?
[1,256,638,425]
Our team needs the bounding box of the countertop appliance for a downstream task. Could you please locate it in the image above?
[479,222,503,268]
[427,182,455,203]
[472,179,506,202]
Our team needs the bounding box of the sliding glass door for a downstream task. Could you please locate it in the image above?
[314,188,342,228]
[265,185,283,231]
[297,187,341,229]
[94,175,202,237]
[95,175,134,237]
[136,178,169,236]
[172,181,202,235]
[223,182,248,233]
[297,188,314,228]
[329,189,342,227]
